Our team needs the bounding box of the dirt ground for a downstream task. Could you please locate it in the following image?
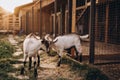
[37,54,83,80]
[14,53,83,80]
[95,63,120,80]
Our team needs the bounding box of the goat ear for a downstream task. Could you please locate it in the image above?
[53,39,58,43]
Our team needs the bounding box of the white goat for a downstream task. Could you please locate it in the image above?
[45,33,89,66]
[20,33,46,77]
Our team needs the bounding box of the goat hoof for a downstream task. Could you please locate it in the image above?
[79,55,82,62]
[57,62,61,67]
[74,57,77,60]
[57,64,60,67]
[37,65,40,67]
[37,63,40,67]
[57,59,61,67]
[80,58,82,62]
[34,68,38,77]
[20,67,24,75]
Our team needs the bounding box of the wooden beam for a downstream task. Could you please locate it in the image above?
[76,7,88,24]
[76,1,89,25]
[40,0,42,36]
[68,0,72,33]
[54,0,57,35]
[105,3,109,43]
[95,7,98,41]
[20,16,22,30]
[89,0,96,64]
[76,2,91,10]
[72,0,76,32]
[26,12,28,34]
[63,54,83,65]
[32,7,34,33]
[60,1,65,34]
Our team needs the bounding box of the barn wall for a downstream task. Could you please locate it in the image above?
[18,0,119,44]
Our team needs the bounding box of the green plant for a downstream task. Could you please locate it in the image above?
[62,57,109,80]
[48,49,57,56]
[0,40,15,59]
[85,68,109,80]
[56,77,69,80]
[0,60,19,80]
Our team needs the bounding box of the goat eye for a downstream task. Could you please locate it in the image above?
[41,40,44,43]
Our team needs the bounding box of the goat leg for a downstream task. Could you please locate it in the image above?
[29,57,32,70]
[20,61,26,75]
[34,61,38,77]
[37,55,40,67]
[57,56,61,66]
[79,53,82,62]
[34,68,38,77]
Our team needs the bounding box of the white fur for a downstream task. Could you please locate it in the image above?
[46,33,88,57]
[52,34,83,56]
[21,33,47,76]
[44,33,89,66]
[23,33,45,62]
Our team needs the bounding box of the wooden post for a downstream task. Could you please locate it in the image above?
[70,0,76,58]
[89,0,96,64]
[20,16,22,30]
[54,0,57,35]
[40,0,42,36]
[32,7,34,33]
[26,12,28,34]
[95,6,98,41]
[105,3,109,43]
[68,0,72,33]
[72,0,76,32]
[60,1,65,34]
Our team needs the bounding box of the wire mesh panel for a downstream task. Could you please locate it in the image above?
[19,0,120,63]
[94,0,120,63]
[76,0,120,63]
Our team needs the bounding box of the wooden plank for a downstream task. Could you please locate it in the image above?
[54,0,57,35]
[63,54,82,65]
[40,0,42,36]
[105,4,109,43]
[26,12,28,34]
[41,0,54,8]
[33,0,54,8]
[76,2,90,10]
[68,0,72,33]
[89,0,96,64]
[76,7,88,24]
[95,7,98,41]
[60,1,65,34]
[32,7,34,33]
[72,0,76,32]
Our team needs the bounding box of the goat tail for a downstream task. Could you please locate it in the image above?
[79,34,89,41]
[79,34,89,39]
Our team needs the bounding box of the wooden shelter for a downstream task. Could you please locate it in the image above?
[14,0,120,44]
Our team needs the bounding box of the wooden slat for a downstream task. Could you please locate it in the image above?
[105,4,109,43]
[76,2,90,10]
[76,7,88,24]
